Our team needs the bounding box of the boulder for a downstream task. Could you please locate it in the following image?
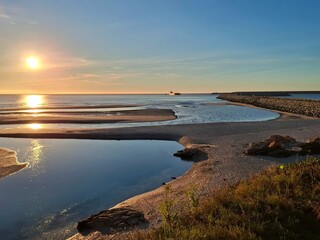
[299,138,320,155]
[245,142,268,155]
[174,148,202,160]
[266,149,296,158]
[245,135,298,158]
[265,135,296,146]
[77,208,149,235]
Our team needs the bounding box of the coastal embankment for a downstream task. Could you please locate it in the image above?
[218,93,320,118]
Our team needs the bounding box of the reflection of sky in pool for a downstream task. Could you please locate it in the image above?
[0,138,190,240]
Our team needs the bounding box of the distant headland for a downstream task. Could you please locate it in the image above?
[212,91,320,97]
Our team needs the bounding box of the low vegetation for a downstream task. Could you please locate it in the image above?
[132,157,320,240]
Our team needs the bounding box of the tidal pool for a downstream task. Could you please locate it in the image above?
[0,138,191,240]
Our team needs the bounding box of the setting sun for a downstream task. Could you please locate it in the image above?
[26,56,40,69]
[25,95,44,108]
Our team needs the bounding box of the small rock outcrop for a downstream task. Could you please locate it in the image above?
[77,208,149,235]
[299,137,320,155]
[245,135,320,158]
[174,147,207,161]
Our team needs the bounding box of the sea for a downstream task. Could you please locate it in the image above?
[0,94,282,130]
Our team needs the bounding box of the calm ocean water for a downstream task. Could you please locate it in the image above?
[0,94,281,130]
[1,94,319,109]
[283,93,320,100]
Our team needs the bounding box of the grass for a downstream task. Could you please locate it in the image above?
[131,157,320,240]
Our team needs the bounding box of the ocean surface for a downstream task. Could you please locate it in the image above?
[0,94,281,130]
[282,93,320,100]
[0,138,190,239]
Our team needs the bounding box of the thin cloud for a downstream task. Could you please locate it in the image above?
[0,11,15,24]
[0,4,36,25]
[0,13,9,19]
[45,57,94,70]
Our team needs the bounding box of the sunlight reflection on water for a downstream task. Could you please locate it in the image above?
[26,139,45,176]
[28,123,43,130]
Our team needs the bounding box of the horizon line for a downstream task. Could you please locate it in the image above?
[1,90,320,95]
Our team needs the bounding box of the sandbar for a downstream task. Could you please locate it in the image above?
[0,104,141,112]
[0,148,28,179]
[0,109,176,124]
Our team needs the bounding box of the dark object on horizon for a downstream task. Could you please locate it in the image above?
[166,91,181,96]
[245,135,320,158]
[77,207,149,235]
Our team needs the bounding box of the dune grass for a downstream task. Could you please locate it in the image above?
[132,157,320,240]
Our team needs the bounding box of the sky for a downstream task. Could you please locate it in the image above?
[0,0,319,94]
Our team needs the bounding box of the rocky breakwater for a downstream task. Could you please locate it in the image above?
[218,93,320,118]
[245,135,320,158]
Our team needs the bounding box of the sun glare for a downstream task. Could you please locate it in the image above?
[28,123,43,130]
[25,95,44,108]
[26,56,40,69]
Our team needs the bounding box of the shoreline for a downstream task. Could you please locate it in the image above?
[0,109,176,125]
[0,148,28,179]
[1,104,320,239]
[0,104,142,112]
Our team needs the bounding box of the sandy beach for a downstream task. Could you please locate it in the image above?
[0,148,28,179]
[0,105,320,239]
[0,109,176,125]
[0,104,141,112]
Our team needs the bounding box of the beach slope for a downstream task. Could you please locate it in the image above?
[0,148,28,178]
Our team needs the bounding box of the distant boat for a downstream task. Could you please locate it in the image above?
[167,91,181,96]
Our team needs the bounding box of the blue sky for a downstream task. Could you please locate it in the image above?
[0,0,319,93]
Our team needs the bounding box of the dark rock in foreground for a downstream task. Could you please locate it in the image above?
[77,208,149,235]
[174,147,208,161]
[246,135,320,158]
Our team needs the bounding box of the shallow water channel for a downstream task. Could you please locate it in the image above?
[0,138,191,239]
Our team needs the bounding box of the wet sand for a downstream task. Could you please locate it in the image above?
[0,104,320,239]
[0,109,176,124]
[0,148,28,178]
[0,104,141,112]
